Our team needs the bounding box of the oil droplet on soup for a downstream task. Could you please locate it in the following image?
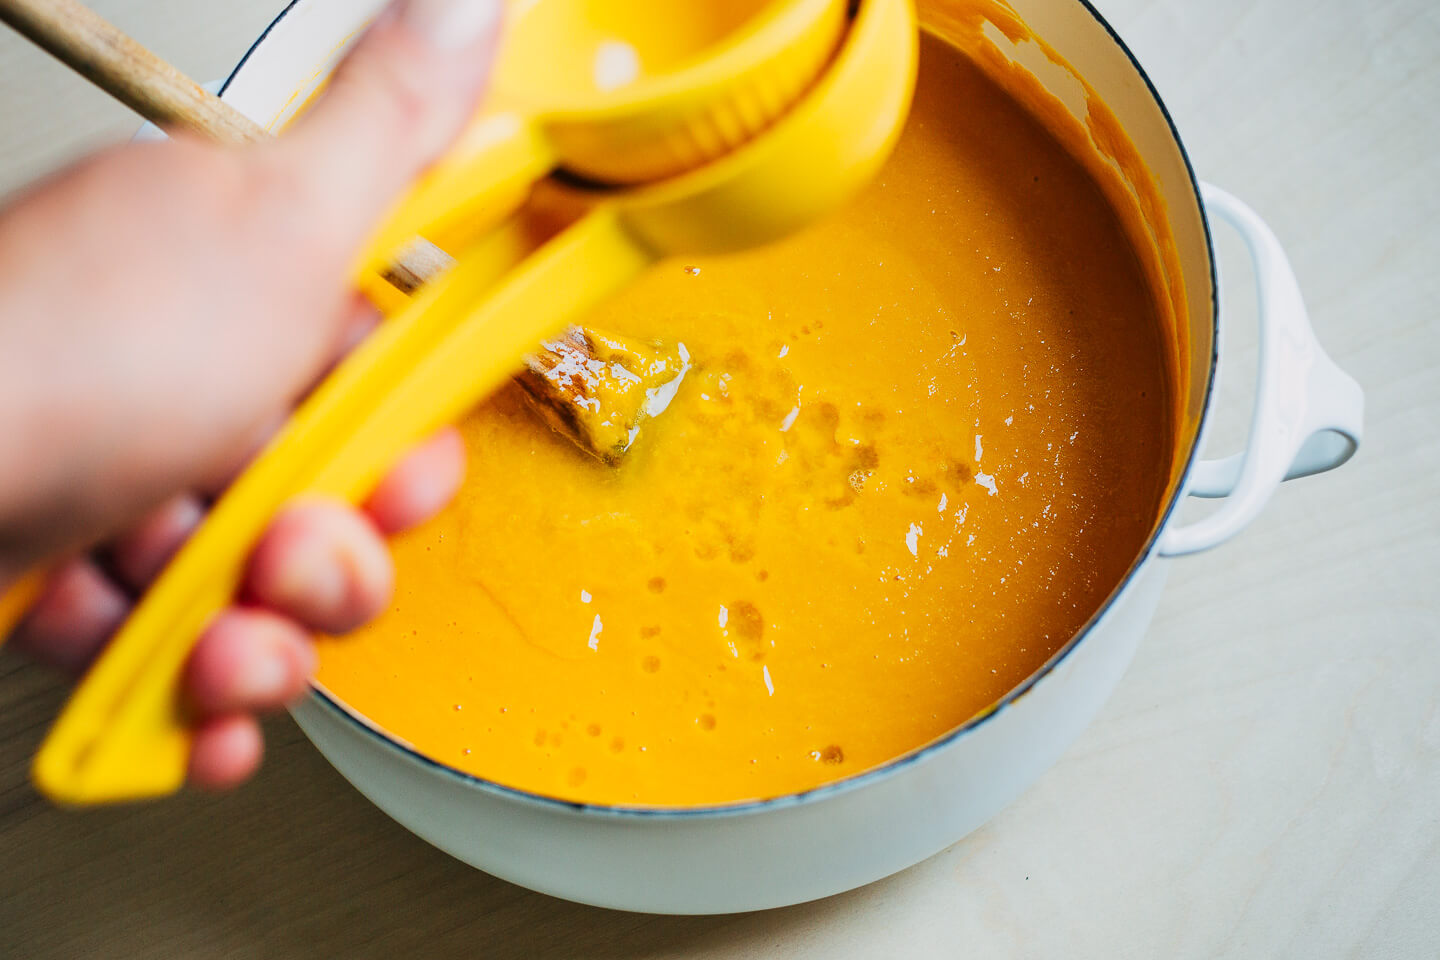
[316,33,1174,806]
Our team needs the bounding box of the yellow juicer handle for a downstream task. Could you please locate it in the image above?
[355,113,556,286]
[32,208,655,804]
[0,566,48,642]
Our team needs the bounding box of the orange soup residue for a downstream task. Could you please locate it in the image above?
[316,32,1177,806]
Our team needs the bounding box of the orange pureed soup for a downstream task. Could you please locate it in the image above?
[316,32,1176,806]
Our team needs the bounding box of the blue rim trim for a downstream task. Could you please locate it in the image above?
[227,0,1220,821]
[217,0,303,98]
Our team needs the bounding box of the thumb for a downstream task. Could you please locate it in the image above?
[269,0,503,244]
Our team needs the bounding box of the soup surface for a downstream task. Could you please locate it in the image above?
[316,33,1174,806]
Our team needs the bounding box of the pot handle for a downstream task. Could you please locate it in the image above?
[1157,183,1363,557]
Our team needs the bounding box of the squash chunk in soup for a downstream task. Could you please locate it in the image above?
[316,34,1176,806]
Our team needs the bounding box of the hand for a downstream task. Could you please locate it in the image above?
[0,0,502,788]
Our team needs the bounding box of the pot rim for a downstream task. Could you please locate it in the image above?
[233,0,1219,820]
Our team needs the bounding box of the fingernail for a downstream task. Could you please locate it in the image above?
[397,0,501,51]
[238,644,292,701]
[279,538,349,618]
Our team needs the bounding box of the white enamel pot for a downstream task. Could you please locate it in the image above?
[213,0,1364,914]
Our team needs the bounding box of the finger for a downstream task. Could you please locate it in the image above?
[364,427,466,535]
[197,297,382,499]
[273,0,503,243]
[188,714,264,791]
[242,502,393,634]
[185,608,316,716]
[9,559,129,674]
[105,494,206,591]
[197,410,290,499]
[332,294,383,363]
[302,295,383,397]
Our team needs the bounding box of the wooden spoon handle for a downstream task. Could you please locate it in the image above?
[0,0,266,145]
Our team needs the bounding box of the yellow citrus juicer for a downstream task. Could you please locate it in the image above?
[28,0,918,805]
[355,0,848,291]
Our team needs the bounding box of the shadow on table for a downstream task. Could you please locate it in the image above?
[0,656,883,959]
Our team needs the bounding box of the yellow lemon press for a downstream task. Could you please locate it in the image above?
[18,0,918,805]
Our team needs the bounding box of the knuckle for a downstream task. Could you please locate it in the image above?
[331,38,435,145]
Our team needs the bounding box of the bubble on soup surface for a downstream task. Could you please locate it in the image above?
[728,538,756,563]
[728,600,766,660]
[944,458,973,487]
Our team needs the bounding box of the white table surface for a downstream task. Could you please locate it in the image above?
[1,0,1436,956]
